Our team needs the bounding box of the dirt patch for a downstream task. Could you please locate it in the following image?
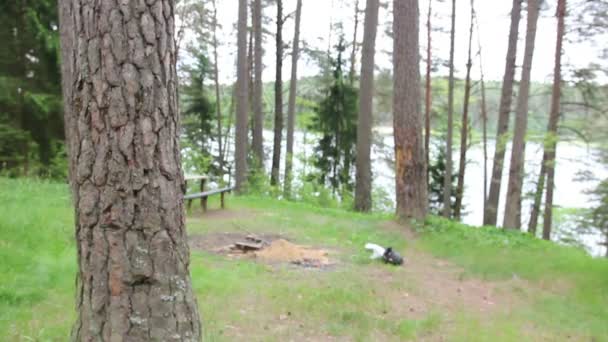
[254,239,331,267]
[363,242,524,325]
[403,249,519,313]
[190,232,333,268]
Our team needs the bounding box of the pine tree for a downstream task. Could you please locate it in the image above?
[484,0,523,226]
[454,0,475,220]
[284,0,303,198]
[235,0,250,192]
[310,38,358,194]
[542,0,567,240]
[58,0,202,338]
[252,0,265,167]
[271,0,285,186]
[393,0,427,220]
[503,0,541,229]
[0,0,64,176]
[443,0,456,218]
[355,0,380,212]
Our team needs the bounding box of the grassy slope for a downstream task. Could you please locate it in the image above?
[0,177,607,341]
[418,217,608,340]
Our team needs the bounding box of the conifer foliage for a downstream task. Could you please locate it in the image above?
[310,38,359,193]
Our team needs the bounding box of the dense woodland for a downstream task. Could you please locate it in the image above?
[1,0,608,339]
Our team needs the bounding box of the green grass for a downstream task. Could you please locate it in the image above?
[1,177,607,341]
[0,178,76,340]
[418,216,608,339]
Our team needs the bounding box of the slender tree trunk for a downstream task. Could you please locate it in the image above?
[212,0,224,178]
[252,0,265,167]
[354,0,380,212]
[58,0,201,339]
[542,0,566,241]
[484,0,523,226]
[349,0,360,84]
[248,8,255,141]
[235,0,250,192]
[424,0,432,188]
[475,10,489,219]
[528,156,546,235]
[284,0,303,198]
[503,0,540,229]
[393,0,427,221]
[454,0,475,220]
[443,0,456,218]
[270,0,284,186]
[481,80,489,217]
[223,86,236,170]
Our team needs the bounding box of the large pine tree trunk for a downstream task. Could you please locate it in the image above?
[443,0,456,218]
[354,0,380,212]
[270,0,284,186]
[235,0,250,192]
[252,0,265,167]
[543,0,566,241]
[454,1,475,220]
[503,0,540,229]
[484,0,523,226]
[212,0,224,178]
[284,0,302,198]
[424,0,432,188]
[393,0,427,220]
[58,0,201,339]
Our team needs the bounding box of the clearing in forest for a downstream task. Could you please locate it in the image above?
[1,179,606,341]
[185,198,607,341]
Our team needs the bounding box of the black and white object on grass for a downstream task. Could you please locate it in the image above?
[364,243,404,266]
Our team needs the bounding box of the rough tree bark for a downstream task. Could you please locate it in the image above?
[252,0,264,167]
[235,0,249,192]
[211,0,224,177]
[454,0,475,220]
[58,0,201,339]
[393,0,427,220]
[270,0,284,186]
[284,0,302,198]
[443,0,456,218]
[349,0,360,84]
[484,0,523,226]
[503,0,540,229]
[424,0,432,188]
[542,0,566,241]
[354,0,380,212]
